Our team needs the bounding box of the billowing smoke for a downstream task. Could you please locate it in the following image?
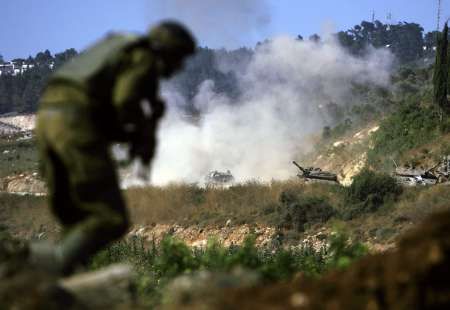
[148,36,393,185]
[147,0,271,49]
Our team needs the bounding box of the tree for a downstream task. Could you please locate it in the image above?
[54,48,78,68]
[0,54,4,64]
[309,34,321,42]
[424,31,439,49]
[337,21,424,63]
[35,49,53,66]
[433,23,448,117]
[389,22,424,63]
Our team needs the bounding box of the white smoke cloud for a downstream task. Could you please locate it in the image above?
[148,36,393,185]
[147,0,271,49]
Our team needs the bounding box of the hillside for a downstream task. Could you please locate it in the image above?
[2,25,450,308]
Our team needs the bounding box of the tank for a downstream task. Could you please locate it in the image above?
[392,159,439,186]
[433,155,450,183]
[292,161,338,183]
[205,170,235,187]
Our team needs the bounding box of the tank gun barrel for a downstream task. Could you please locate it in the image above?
[292,161,307,174]
[426,161,441,173]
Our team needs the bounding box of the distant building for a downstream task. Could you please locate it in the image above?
[0,61,51,76]
[0,62,14,76]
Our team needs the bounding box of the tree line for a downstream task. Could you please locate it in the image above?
[0,49,77,114]
[336,20,438,63]
[0,20,441,114]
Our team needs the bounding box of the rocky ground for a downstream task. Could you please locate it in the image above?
[1,207,449,309]
[162,209,450,309]
[308,124,379,186]
[0,114,35,133]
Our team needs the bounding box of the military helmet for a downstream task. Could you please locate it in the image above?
[148,21,196,58]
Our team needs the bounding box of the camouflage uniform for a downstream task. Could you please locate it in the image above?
[35,24,195,274]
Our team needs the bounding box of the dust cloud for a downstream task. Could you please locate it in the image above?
[149,36,393,185]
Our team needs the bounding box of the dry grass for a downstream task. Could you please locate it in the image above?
[398,132,450,168]
[0,193,58,240]
[125,180,345,228]
[394,185,450,223]
[3,178,449,249]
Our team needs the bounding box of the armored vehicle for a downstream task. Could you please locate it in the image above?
[292,161,338,183]
[205,170,235,187]
[392,159,439,186]
[433,155,450,183]
[393,167,438,186]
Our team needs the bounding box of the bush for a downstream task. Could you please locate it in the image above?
[90,232,367,306]
[368,102,440,168]
[343,169,402,219]
[325,230,368,270]
[279,190,336,232]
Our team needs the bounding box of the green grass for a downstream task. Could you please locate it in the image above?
[90,231,367,307]
[0,135,39,178]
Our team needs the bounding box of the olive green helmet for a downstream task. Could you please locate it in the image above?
[148,21,196,59]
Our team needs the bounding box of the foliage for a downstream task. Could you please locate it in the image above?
[0,135,39,178]
[325,230,368,269]
[279,189,336,231]
[0,49,78,114]
[90,231,366,307]
[155,237,199,277]
[433,23,449,111]
[337,20,427,64]
[0,20,441,115]
[368,101,441,169]
[323,118,353,140]
[343,169,402,219]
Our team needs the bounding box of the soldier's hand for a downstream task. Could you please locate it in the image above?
[150,97,166,120]
[129,133,156,165]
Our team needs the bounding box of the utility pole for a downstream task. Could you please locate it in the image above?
[372,10,375,23]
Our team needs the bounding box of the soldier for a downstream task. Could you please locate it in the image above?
[31,21,196,275]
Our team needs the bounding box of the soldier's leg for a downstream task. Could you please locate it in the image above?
[55,133,129,274]
[37,103,129,274]
[31,108,90,274]
[37,107,89,229]
[58,150,129,274]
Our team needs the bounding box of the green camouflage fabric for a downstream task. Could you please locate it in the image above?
[36,33,163,274]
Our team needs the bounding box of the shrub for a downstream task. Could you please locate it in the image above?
[368,102,440,168]
[325,230,368,270]
[90,232,367,306]
[343,169,402,219]
[186,184,206,206]
[322,126,331,139]
[156,237,199,277]
[279,190,336,231]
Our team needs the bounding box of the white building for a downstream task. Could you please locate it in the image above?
[0,61,40,76]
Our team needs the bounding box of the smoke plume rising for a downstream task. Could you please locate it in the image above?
[148,36,393,185]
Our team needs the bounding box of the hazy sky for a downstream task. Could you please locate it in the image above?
[0,0,445,60]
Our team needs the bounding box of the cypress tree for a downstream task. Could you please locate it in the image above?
[433,23,448,113]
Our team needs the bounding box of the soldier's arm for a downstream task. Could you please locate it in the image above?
[112,48,164,164]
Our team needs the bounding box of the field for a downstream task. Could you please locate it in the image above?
[2,173,450,307]
[1,63,450,307]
